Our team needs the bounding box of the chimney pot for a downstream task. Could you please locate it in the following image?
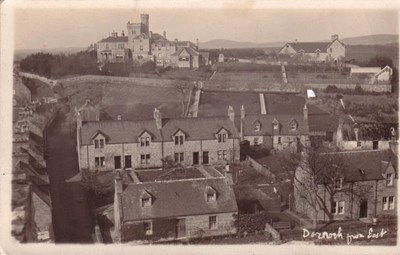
[228,106,235,122]
[163,31,166,39]
[154,108,162,129]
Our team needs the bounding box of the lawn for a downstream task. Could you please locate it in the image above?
[212,71,282,82]
[346,44,399,68]
[58,77,193,120]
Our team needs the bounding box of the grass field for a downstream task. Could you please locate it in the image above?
[212,71,282,82]
[346,44,399,68]
[60,77,193,121]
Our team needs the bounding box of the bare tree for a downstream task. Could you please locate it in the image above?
[293,147,347,229]
[174,83,192,117]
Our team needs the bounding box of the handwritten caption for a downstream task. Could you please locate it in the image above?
[302,227,387,244]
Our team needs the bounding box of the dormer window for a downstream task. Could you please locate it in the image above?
[140,137,150,147]
[205,186,217,202]
[175,135,184,145]
[254,121,261,132]
[94,138,105,149]
[334,178,343,190]
[290,120,298,131]
[218,133,227,143]
[272,119,279,130]
[141,196,152,207]
[386,173,394,186]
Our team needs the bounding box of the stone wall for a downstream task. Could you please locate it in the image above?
[339,140,391,151]
[304,83,392,93]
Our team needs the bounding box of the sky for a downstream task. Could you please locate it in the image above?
[14,8,398,50]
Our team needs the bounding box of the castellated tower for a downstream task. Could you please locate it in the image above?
[140,14,149,36]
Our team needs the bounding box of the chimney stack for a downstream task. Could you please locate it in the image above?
[240,105,245,141]
[114,170,123,243]
[163,31,166,39]
[121,30,125,36]
[196,38,199,49]
[331,34,339,42]
[303,103,308,121]
[153,108,162,129]
[149,31,153,39]
[228,106,235,122]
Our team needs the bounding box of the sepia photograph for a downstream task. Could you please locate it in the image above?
[1,0,399,254]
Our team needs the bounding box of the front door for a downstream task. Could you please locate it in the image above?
[176,219,186,238]
[193,152,199,165]
[203,151,209,164]
[114,156,121,170]
[359,200,368,218]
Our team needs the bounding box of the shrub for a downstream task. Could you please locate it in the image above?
[354,84,363,94]
[325,85,339,93]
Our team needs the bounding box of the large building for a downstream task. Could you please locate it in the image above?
[279,34,345,62]
[76,108,241,172]
[97,14,209,69]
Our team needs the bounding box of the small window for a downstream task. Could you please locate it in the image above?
[175,135,184,145]
[94,139,105,149]
[141,198,151,207]
[254,137,259,146]
[331,201,337,214]
[334,178,343,190]
[383,197,388,210]
[331,201,345,215]
[278,137,282,144]
[125,155,132,169]
[338,201,345,214]
[330,48,333,53]
[207,193,216,202]
[386,173,394,186]
[95,140,99,148]
[291,122,297,131]
[273,123,279,130]
[209,216,217,229]
[145,137,150,146]
[254,123,261,132]
[174,152,184,163]
[389,196,395,210]
[95,157,105,167]
[141,154,150,165]
[140,137,150,147]
[218,133,227,143]
[382,196,394,210]
[143,222,152,235]
[357,141,361,147]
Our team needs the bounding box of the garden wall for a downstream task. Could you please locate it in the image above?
[304,83,392,93]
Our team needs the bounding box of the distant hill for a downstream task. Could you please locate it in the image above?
[199,34,398,49]
[14,46,86,61]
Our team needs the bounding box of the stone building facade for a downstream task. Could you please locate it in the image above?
[76,108,241,171]
[279,34,345,62]
[294,149,397,222]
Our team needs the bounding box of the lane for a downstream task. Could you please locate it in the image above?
[46,107,95,243]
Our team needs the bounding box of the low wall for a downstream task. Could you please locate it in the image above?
[304,83,392,93]
[339,140,391,151]
[246,156,276,180]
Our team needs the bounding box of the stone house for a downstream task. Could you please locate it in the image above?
[279,34,345,62]
[237,105,309,151]
[96,13,209,69]
[97,169,238,243]
[294,148,397,222]
[77,108,241,172]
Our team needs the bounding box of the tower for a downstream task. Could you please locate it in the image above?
[140,14,149,36]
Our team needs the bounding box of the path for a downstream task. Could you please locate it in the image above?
[46,106,95,243]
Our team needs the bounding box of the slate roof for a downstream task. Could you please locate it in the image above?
[320,150,397,182]
[98,36,128,43]
[170,47,200,57]
[80,117,240,145]
[308,115,339,133]
[237,114,308,136]
[287,42,331,53]
[121,178,238,221]
[151,33,164,40]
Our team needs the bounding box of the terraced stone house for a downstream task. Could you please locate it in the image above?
[76,108,241,172]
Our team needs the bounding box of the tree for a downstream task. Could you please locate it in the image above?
[294,147,348,229]
[174,83,192,117]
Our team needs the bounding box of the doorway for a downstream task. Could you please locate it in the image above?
[359,200,368,218]
[176,219,186,238]
[114,156,121,170]
[202,151,209,164]
[193,152,199,165]
[373,141,378,150]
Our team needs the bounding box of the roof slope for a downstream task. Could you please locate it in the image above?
[321,150,397,182]
[98,36,128,43]
[308,115,339,132]
[121,178,238,221]
[80,117,240,145]
[237,114,308,136]
[170,47,199,57]
[288,42,331,53]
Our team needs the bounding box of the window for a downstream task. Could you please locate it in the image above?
[316,52,320,58]
[140,137,150,147]
[118,43,124,49]
[357,141,361,147]
[140,45,143,51]
[218,150,227,160]
[254,137,259,146]
[273,123,279,130]
[386,173,394,186]
[125,155,132,169]
[209,216,217,229]
[141,198,151,207]
[291,122,297,131]
[218,133,227,143]
[175,135,184,145]
[179,57,189,61]
[383,196,395,210]
[254,123,261,132]
[331,201,345,215]
[278,137,282,144]
[143,222,153,235]
[330,48,333,53]
[141,154,150,165]
[174,152,184,163]
[95,157,105,167]
[94,139,105,149]
[334,178,343,190]
[207,193,216,202]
